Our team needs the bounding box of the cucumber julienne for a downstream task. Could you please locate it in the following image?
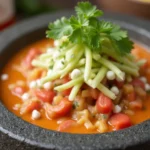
[32,2,144,101]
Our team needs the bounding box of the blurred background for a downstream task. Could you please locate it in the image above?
[1,0,150,31]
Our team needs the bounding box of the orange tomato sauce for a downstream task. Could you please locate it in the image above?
[1,39,150,133]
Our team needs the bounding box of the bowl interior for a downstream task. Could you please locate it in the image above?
[0,27,46,71]
[0,12,150,150]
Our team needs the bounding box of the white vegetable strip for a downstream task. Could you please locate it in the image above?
[113,62,139,77]
[41,47,83,83]
[66,45,79,62]
[97,83,116,100]
[60,47,84,78]
[137,59,147,67]
[90,73,96,79]
[84,46,92,81]
[39,53,53,60]
[53,60,64,71]
[77,58,86,67]
[36,38,139,100]
[79,68,96,79]
[127,53,136,61]
[32,60,50,68]
[54,76,83,92]
[86,80,116,100]
[59,44,75,56]
[91,66,107,88]
[121,57,138,69]
[41,72,62,84]
[98,58,124,81]
[69,82,83,101]
[92,53,101,61]
[102,46,138,69]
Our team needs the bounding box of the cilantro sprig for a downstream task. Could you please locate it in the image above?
[34,2,140,102]
[46,2,133,55]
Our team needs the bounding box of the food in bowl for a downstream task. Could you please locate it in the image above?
[1,2,150,133]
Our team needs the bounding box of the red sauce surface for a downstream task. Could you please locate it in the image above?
[0,39,150,133]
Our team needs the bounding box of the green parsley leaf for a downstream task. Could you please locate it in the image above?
[69,29,84,44]
[110,25,127,41]
[92,34,101,49]
[46,1,133,55]
[75,2,103,18]
[113,37,134,55]
[69,15,88,29]
[99,21,113,32]
[46,17,73,39]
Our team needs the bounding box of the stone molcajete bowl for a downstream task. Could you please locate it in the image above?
[0,11,150,150]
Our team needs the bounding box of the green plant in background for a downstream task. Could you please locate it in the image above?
[15,0,56,17]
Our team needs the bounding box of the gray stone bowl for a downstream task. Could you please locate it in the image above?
[0,11,150,150]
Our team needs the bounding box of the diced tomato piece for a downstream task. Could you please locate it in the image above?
[109,113,132,130]
[22,48,41,69]
[90,88,99,99]
[61,88,72,96]
[115,80,124,88]
[20,100,41,114]
[131,78,145,90]
[129,100,143,110]
[12,86,26,96]
[34,89,55,103]
[63,75,70,83]
[58,120,76,132]
[44,98,72,118]
[82,83,89,89]
[126,92,136,101]
[96,93,113,114]
[141,62,148,71]
[26,101,41,112]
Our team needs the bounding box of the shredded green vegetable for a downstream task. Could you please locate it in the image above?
[91,66,108,88]
[97,83,116,100]
[32,60,50,69]
[84,46,92,81]
[69,82,83,101]
[31,2,143,102]
[97,58,125,80]
[54,76,83,91]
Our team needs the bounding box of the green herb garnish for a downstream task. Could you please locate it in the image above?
[32,2,140,101]
[46,2,133,55]
[73,101,79,109]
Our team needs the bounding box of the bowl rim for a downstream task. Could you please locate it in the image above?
[1,10,150,150]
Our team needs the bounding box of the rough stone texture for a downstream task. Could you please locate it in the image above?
[0,132,44,150]
[1,132,150,150]
[1,11,150,150]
